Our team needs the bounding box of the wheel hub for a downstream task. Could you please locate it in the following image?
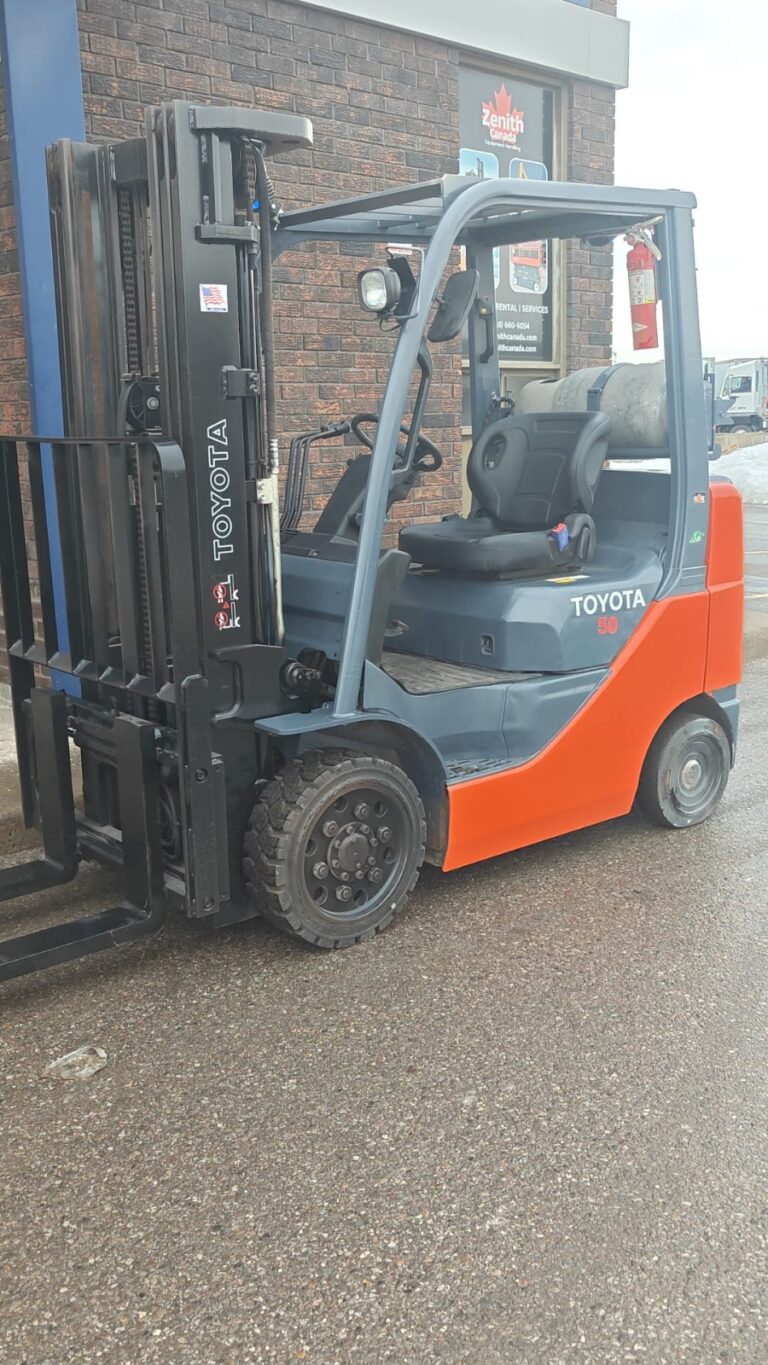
[303,786,406,914]
[670,731,726,818]
[680,756,703,791]
[334,830,369,872]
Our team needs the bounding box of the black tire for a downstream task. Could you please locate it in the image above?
[636,712,731,829]
[243,749,426,948]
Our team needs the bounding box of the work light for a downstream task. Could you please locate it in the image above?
[357,267,401,315]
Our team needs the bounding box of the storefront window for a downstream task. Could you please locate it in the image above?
[459,66,557,365]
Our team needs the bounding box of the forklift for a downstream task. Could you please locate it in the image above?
[0,103,744,981]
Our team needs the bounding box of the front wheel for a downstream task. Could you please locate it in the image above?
[243,749,426,948]
[636,712,731,829]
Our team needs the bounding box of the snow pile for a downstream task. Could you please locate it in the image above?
[716,442,768,505]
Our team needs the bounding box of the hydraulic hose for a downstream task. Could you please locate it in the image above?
[252,146,284,645]
[254,152,279,459]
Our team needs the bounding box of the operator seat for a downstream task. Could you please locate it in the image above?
[399,411,611,576]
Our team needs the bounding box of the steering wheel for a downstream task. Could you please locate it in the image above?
[350,412,443,472]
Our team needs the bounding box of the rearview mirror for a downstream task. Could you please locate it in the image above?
[427,269,479,343]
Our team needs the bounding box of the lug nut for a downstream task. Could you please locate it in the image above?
[330,857,340,869]
[340,871,350,882]
[367,855,376,866]
[368,867,383,884]
[322,820,338,837]
[369,837,379,848]
[355,870,365,880]
[378,827,391,843]
[313,862,329,880]
[354,802,370,819]
[336,885,352,902]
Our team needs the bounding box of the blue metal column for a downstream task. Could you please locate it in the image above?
[0,0,85,683]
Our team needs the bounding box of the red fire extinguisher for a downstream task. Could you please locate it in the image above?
[626,232,659,351]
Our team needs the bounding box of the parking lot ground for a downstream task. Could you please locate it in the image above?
[745,503,768,612]
[0,652,766,1363]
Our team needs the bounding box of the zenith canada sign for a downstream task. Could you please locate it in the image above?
[481,85,525,148]
[459,66,556,364]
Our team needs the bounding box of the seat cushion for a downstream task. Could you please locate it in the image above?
[467,411,611,529]
[400,511,595,576]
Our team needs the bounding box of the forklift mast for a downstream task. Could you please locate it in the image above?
[0,104,314,978]
[49,102,312,686]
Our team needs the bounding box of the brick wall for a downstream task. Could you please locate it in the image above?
[76,0,466,532]
[75,0,616,516]
[0,0,617,676]
[2,1,620,451]
[563,0,616,371]
[0,69,29,686]
[566,77,616,371]
[0,68,30,435]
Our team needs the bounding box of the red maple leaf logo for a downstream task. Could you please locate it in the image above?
[483,84,513,122]
[481,85,525,142]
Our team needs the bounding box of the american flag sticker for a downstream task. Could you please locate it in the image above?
[199,283,229,313]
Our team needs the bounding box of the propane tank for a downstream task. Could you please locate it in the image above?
[517,361,668,450]
[626,234,659,351]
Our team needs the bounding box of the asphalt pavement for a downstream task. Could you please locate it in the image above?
[1,653,766,1363]
[744,504,768,616]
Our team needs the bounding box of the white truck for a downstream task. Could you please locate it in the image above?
[714,357,768,433]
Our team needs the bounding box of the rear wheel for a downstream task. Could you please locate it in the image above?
[636,712,731,828]
[243,749,426,947]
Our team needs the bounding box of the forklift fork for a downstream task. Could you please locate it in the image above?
[0,698,166,983]
[0,689,77,900]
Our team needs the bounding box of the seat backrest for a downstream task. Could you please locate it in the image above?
[467,411,612,531]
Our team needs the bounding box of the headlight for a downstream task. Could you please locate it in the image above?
[357,267,401,315]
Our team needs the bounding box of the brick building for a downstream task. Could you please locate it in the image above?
[0,0,628,648]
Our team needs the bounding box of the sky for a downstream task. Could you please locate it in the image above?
[613,0,768,362]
